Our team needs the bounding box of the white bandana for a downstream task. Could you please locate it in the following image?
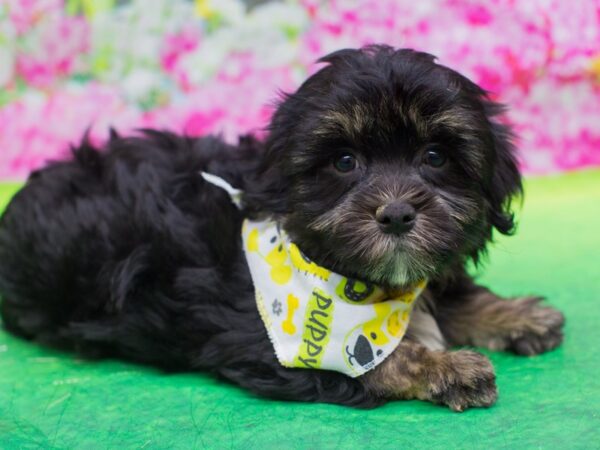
[242,219,427,378]
[200,172,427,378]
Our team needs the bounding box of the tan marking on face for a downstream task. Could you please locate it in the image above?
[317,103,373,138]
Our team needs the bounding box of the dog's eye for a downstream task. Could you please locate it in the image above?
[333,153,357,173]
[423,147,447,168]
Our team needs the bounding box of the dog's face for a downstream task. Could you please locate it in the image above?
[250,46,521,287]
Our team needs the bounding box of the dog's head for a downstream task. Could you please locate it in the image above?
[246,45,521,287]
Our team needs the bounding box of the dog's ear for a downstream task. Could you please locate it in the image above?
[483,102,523,235]
[241,119,291,216]
[242,159,290,216]
[446,69,523,237]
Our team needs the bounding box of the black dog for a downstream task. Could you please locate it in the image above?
[0,46,564,411]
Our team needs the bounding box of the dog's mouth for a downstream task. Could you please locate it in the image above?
[362,247,432,288]
[321,230,437,288]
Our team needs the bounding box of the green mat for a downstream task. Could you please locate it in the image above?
[1,170,599,449]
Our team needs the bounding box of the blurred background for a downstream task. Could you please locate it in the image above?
[1,0,600,180]
[1,3,600,446]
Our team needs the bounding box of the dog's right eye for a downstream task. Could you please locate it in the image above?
[333,153,357,173]
[423,145,447,168]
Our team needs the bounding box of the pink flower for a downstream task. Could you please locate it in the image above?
[465,5,493,26]
[160,27,201,74]
[15,15,89,88]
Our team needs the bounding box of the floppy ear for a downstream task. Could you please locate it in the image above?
[484,104,523,235]
[241,111,292,217]
[447,69,523,237]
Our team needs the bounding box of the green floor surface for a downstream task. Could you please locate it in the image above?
[0,170,599,449]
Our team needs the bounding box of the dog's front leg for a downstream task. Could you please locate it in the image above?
[362,340,497,411]
[434,274,565,356]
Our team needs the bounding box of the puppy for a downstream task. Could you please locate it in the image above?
[0,46,564,411]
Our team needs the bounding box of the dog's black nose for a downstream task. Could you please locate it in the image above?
[375,201,416,235]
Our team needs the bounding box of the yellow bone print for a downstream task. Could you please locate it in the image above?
[282,294,300,335]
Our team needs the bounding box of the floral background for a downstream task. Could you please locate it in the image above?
[1,0,599,180]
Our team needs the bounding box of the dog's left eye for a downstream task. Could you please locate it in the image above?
[333,153,358,173]
[423,146,447,168]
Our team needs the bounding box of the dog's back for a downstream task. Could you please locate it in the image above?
[0,131,259,366]
[0,130,374,406]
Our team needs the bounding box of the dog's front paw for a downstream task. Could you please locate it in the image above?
[430,350,498,412]
[507,297,565,356]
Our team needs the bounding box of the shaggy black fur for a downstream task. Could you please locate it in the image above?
[0,131,374,406]
[1,46,553,409]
